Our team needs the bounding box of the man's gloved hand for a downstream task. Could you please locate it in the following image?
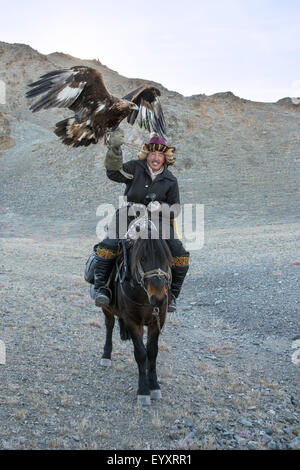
[107,128,125,149]
[147,201,161,213]
[104,128,125,171]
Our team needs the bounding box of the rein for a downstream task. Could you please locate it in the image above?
[115,260,152,308]
[123,142,141,152]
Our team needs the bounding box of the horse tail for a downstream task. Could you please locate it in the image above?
[118,318,131,341]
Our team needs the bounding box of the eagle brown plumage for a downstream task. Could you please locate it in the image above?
[26,66,167,147]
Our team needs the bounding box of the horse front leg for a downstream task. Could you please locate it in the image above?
[129,323,151,406]
[147,322,162,400]
[100,308,115,367]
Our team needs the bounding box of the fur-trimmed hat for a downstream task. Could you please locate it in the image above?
[138,136,176,165]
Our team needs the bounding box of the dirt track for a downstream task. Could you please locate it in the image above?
[0,216,299,450]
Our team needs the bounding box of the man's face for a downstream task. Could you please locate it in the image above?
[147,151,165,171]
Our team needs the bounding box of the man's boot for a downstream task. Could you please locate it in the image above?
[168,265,189,312]
[94,256,116,308]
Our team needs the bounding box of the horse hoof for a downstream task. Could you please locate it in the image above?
[100,358,111,367]
[150,389,162,400]
[137,395,151,406]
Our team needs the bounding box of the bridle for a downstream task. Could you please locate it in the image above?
[115,242,172,333]
[115,205,172,332]
[135,260,172,294]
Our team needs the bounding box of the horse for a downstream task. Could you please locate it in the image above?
[99,233,173,405]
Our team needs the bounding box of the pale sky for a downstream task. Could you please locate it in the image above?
[1,0,300,102]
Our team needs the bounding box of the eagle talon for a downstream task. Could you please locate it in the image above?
[104,133,111,146]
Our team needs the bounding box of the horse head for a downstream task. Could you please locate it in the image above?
[129,236,173,308]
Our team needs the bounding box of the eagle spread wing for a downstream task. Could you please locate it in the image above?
[123,85,167,138]
[26,66,111,115]
[26,66,168,147]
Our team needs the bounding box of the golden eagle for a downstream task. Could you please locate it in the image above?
[26,66,167,147]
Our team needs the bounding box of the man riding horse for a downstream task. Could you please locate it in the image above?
[92,130,190,312]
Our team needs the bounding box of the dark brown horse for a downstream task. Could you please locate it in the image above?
[100,235,173,405]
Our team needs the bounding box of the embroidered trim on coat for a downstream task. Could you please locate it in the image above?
[96,247,118,259]
[172,255,190,266]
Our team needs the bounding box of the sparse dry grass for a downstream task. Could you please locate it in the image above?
[207,319,223,329]
[228,382,247,394]
[95,429,109,439]
[7,383,20,392]
[243,389,262,408]
[167,318,179,327]
[58,427,69,437]
[199,435,217,450]
[6,396,19,406]
[13,409,26,420]
[207,341,234,355]
[55,344,67,352]
[172,436,200,450]
[158,362,174,379]
[56,374,68,383]
[185,118,195,131]
[159,342,171,352]
[47,438,67,449]
[59,393,72,408]
[86,320,101,328]
[151,411,162,429]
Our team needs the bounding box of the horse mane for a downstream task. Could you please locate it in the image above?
[130,237,173,277]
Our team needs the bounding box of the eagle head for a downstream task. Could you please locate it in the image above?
[129,102,139,111]
[115,99,139,113]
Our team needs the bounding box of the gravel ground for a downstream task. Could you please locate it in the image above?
[0,41,299,451]
[0,216,299,450]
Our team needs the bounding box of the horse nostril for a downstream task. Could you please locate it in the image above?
[147,282,167,307]
[149,294,166,307]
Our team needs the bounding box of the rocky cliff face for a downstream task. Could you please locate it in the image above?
[0,111,15,150]
[0,41,299,233]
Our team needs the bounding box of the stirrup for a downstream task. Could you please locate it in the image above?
[95,287,111,308]
[168,294,177,312]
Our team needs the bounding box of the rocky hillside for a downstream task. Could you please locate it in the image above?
[0,41,299,233]
[0,111,14,150]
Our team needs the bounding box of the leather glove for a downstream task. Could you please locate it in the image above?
[107,128,125,149]
[104,129,125,170]
[104,146,123,170]
[147,201,161,212]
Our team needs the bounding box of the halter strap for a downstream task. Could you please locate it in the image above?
[136,260,172,292]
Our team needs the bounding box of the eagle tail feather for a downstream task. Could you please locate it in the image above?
[54,117,98,147]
